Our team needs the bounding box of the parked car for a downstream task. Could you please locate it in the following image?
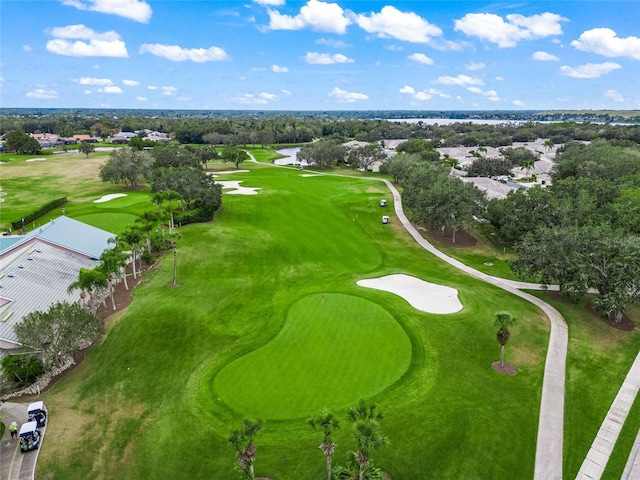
[19,421,41,453]
[27,401,47,427]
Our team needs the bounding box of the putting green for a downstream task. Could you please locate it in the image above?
[214,293,412,420]
[74,213,139,234]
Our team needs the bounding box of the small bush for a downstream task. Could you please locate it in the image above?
[0,354,45,387]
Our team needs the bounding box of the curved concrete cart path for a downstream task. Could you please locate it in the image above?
[0,401,46,480]
[380,179,568,480]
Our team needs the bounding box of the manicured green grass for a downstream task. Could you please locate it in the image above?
[0,151,115,230]
[214,293,412,419]
[21,157,638,480]
[528,292,640,478]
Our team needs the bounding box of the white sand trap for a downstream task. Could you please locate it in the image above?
[357,274,463,314]
[26,158,46,162]
[217,180,261,195]
[210,169,250,176]
[94,193,127,203]
[300,174,321,177]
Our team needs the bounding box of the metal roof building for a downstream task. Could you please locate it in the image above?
[0,217,115,350]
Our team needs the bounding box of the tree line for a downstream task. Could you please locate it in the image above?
[394,138,640,324]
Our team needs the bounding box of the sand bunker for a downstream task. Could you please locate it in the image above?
[211,169,250,176]
[94,193,127,203]
[300,174,321,177]
[357,274,463,314]
[217,180,261,195]
[26,158,47,162]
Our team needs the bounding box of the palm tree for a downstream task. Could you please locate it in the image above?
[308,412,340,480]
[136,211,157,253]
[98,248,129,310]
[494,313,517,367]
[520,160,534,177]
[106,237,130,290]
[228,419,263,479]
[544,139,554,153]
[67,268,108,314]
[119,228,142,279]
[153,189,183,233]
[347,400,388,480]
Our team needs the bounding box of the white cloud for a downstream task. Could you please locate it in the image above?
[47,24,128,57]
[272,64,289,73]
[74,77,113,86]
[61,0,152,23]
[26,88,58,99]
[304,52,353,64]
[465,61,485,71]
[161,86,177,96]
[260,92,278,100]
[233,93,270,105]
[533,51,559,61]
[454,12,567,47]
[23,45,32,52]
[178,96,192,102]
[268,0,351,34]
[408,53,433,65]
[122,79,139,86]
[467,86,500,101]
[513,100,526,107]
[136,96,148,101]
[98,86,123,94]
[400,86,449,101]
[604,89,625,102]
[353,5,442,43]
[435,74,483,86]
[147,85,158,90]
[328,86,368,102]
[316,38,351,48]
[571,28,640,60]
[253,0,285,5]
[559,62,622,78]
[84,89,92,94]
[139,44,228,62]
[281,89,292,95]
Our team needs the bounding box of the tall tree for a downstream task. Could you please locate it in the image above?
[14,302,103,369]
[228,419,263,479]
[100,147,154,187]
[118,228,143,279]
[494,313,517,368]
[98,248,129,310]
[4,129,41,155]
[79,142,95,157]
[221,146,249,169]
[153,189,184,234]
[346,144,387,172]
[346,399,388,480]
[308,412,340,480]
[67,268,108,315]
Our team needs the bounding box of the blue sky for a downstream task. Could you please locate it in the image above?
[1,0,638,110]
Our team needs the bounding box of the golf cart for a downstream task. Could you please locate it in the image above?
[27,401,47,427]
[19,421,41,453]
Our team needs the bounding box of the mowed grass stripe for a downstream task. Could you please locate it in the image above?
[214,294,412,419]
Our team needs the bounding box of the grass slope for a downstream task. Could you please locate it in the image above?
[22,160,638,480]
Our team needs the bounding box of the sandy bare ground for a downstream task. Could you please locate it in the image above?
[357,273,463,314]
[217,180,261,195]
[93,193,127,203]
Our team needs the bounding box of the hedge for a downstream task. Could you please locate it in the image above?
[11,197,67,231]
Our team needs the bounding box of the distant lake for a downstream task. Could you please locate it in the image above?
[387,118,528,126]
[274,147,302,165]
